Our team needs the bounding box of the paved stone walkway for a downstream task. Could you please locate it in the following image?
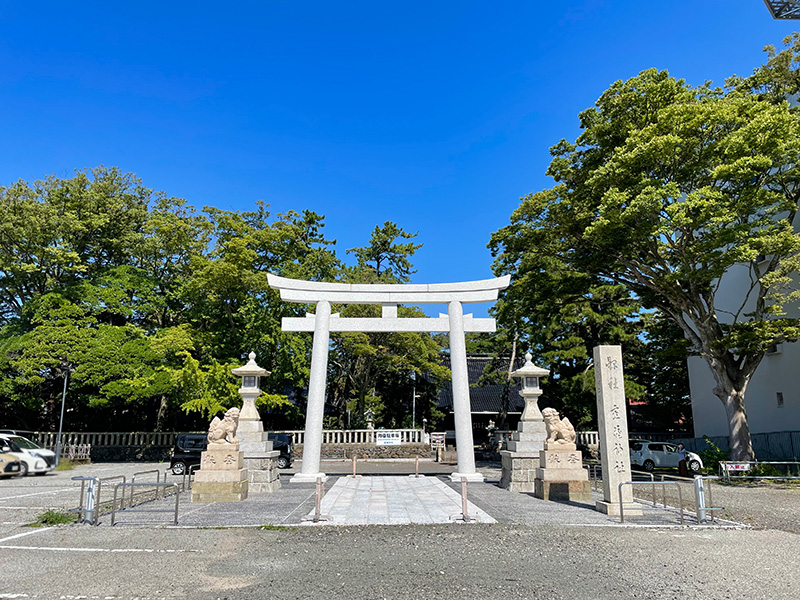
[303,475,495,525]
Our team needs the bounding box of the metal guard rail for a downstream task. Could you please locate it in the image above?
[70,476,102,525]
[110,482,180,526]
[618,481,684,525]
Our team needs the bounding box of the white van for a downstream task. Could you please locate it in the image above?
[0,434,56,476]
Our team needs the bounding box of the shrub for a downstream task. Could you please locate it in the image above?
[700,436,729,473]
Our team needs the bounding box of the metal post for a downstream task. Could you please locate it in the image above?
[460,477,472,523]
[415,456,419,477]
[694,475,707,524]
[54,365,70,468]
[85,478,98,525]
[352,455,357,477]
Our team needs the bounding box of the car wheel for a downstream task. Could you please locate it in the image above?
[643,460,655,472]
[689,459,701,472]
[171,461,186,476]
[20,462,28,476]
[277,456,290,469]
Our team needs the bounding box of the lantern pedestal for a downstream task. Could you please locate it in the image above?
[500,353,549,492]
[237,418,281,493]
[231,352,281,493]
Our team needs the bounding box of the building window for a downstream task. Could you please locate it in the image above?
[767,343,782,355]
[777,392,784,408]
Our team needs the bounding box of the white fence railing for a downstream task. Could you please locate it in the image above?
[275,429,423,445]
[491,430,686,448]
[28,429,424,449]
[26,429,684,452]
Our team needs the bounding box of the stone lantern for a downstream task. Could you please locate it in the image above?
[229,352,281,493]
[499,352,550,492]
[231,351,269,421]
[510,353,550,423]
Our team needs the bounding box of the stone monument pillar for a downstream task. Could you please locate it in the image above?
[533,408,591,502]
[593,345,641,516]
[500,353,549,492]
[231,352,281,492]
[192,408,249,502]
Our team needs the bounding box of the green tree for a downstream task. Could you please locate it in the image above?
[329,223,448,427]
[0,167,151,325]
[490,64,800,460]
[346,221,422,283]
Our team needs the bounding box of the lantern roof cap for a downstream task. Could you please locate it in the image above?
[510,353,549,378]
[231,351,270,377]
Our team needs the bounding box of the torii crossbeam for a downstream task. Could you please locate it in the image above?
[268,273,510,482]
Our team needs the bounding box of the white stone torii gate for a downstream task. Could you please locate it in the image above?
[267,273,510,483]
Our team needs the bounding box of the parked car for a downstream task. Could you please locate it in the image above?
[630,440,703,473]
[169,432,293,475]
[0,444,23,478]
[0,434,56,476]
[267,433,294,470]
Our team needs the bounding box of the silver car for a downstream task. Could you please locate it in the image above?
[0,434,56,476]
[630,440,703,473]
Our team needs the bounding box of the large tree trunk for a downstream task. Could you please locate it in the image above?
[706,356,756,461]
[718,388,755,461]
[155,395,168,432]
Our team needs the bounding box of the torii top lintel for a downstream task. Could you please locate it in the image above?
[266,273,511,305]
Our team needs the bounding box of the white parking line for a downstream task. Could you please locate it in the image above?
[0,489,71,501]
[0,527,52,543]
[0,506,64,510]
[0,545,200,553]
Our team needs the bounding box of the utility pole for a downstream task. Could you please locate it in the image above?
[54,362,72,468]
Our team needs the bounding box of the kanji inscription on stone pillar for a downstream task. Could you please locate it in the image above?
[594,345,640,516]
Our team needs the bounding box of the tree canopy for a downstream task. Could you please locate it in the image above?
[490,39,800,459]
[0,170,447,434]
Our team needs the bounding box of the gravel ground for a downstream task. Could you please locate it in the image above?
[0,522,798,599]
[2,461,799,599]
[706,481,800,533]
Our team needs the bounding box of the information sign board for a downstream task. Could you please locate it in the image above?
[430,432,446,449]
[376,431,402,446]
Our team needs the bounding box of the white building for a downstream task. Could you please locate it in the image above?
[688,255,800,438]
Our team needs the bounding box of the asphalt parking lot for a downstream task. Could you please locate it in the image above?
[1,461,798,599]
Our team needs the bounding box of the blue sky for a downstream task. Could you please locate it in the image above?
[1,2,797,316]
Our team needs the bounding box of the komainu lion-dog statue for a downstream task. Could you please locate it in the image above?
[207,407,240,445]
[542,407,577,445]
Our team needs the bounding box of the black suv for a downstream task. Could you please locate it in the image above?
[169,433,293,475]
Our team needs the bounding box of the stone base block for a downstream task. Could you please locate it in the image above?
[195,465,247,483]
[449,472,484,483]
[544,441,577,451]
[290,472,328,483]
[200,446,244,471]
[244,453,281,493]
[499,451,539,491]
[534,479,591,502]
[237,418,264,431]
[534,467,588,481]
[191,479,249,502]
[506,437,547,453]
[516,420,547,434]
[596,500,643,516]
[539,449,583,469]
[506,480,536,493]
[249,479,281,493]
[239,440,274,454]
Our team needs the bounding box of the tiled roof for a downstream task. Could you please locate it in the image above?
[437,354,527,414]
